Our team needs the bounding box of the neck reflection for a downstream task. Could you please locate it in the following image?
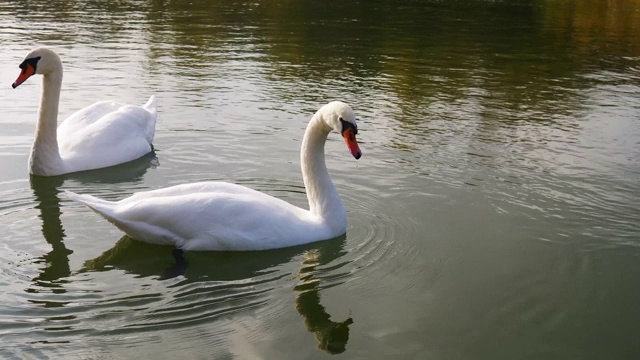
[29,175,71,288]
[294,237,353,355]
[28,152,158,289]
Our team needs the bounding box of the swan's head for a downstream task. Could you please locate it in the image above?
[319,101,362,160]
[12,47,61,89]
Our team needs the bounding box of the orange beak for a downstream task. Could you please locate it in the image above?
[12,63,36,89]
[342,128,362,159]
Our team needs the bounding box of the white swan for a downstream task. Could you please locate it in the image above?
[65,101,362,251]
[12,47,157,176]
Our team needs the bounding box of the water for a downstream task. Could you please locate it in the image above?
[1,0,639,358]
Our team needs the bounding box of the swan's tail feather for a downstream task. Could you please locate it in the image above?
[64,190,175,246]
[64,190,118,219]
[141,95,157,144]
[142,95,157,114]
[64,190,135,235]
[64,190,111,206]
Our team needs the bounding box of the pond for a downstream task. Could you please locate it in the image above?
[0,0,639,358]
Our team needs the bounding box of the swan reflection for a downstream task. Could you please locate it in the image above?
[82,233,354,354]
[27,152,157,293]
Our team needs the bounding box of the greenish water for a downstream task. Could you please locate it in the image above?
[1,0,639,358]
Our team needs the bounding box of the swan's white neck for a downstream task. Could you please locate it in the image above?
[301,114,346,232]
[29,69,65,176]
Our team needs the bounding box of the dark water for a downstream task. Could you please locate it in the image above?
[1,0,639,358]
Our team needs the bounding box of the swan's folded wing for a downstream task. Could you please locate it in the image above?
[57,101,122,139]
[58,105,156,171]
[59,98,157,145]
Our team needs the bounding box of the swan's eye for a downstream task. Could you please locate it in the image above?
[340,119,357,135]
[19,56,41,73]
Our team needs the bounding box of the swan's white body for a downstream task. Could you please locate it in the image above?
[65,101,362,251]
[13,47,157,176]
[66,181,333,251]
